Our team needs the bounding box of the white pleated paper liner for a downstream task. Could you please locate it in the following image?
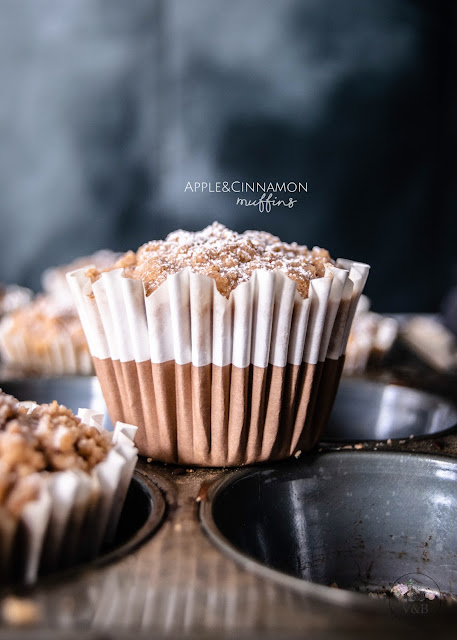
[68,261,369,466]
[342,296,399,376]
[0,408,138,585]
[0,314,94,376]
[41,250,123,304]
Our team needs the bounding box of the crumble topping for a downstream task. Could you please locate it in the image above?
[86,222,334,299]
[0,392,111,516]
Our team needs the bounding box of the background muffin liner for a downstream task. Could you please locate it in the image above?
[0,315,93,376]
[0,284,33,319]
[0,408,138,585]
[41,250,122,301]
[68,260,369,467]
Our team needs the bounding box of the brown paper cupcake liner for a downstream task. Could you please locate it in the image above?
[68,262,369,466]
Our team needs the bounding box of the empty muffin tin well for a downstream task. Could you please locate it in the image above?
[324,378,457,442]
[201,452,457,599]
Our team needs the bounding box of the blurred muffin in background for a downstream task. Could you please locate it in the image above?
[0,251,119,376]
[0,284,33,320]
[400,315,457,374]
[343,296,398,376]
[0,295,92,376]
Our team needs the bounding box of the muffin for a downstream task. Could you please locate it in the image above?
[0,391,138,584]
[68,222,369,466]
[0,296,93,376]
[0,251,119,376]
[343,296,398,375]
[0,284,33,320]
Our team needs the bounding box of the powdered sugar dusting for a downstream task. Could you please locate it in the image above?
[88,222,334,298]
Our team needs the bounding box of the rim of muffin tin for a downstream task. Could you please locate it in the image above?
[322,377,457,444]
[199,449,457,610]
[1,470,166,594]
[87,470,166,571]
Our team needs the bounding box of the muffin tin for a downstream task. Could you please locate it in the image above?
[324,378,457,442]
[1,377,457,638]
[201,451,457,597]
[74,471,166,575]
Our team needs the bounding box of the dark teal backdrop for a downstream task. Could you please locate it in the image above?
[0,0,455,312]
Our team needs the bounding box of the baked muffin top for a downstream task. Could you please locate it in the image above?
[87,222,334,298]
[0,391,111,516]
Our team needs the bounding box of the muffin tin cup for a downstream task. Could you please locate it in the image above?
[68,259,369,466]
[201,451,457,603]
[323,378,457,442]
[1,470,166,594]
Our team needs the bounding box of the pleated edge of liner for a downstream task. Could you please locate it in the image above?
[0,403,138,585]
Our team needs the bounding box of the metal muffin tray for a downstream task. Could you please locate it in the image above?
[1,376,457,638]
[49,471,165,579]
[201,451,457,599]
[324,377,457,442]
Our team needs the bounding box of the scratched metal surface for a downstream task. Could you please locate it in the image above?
[0,448,456,639]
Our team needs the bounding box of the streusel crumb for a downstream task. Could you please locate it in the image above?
[86,222,334,299]
[0,391,111,516]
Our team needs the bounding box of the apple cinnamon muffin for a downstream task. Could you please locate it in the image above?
[87,222,333,299]
[0,251,120,376]
[0,390,137,584]
[69,222,369,466]
[0,296,92,376]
